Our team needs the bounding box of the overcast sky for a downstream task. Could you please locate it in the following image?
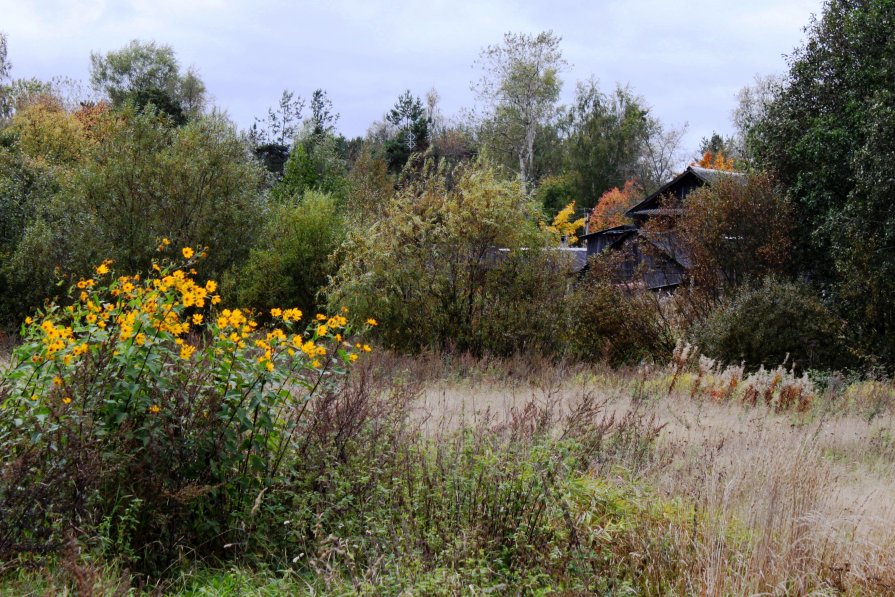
[1,0,822,154]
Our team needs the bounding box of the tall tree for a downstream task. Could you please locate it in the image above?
[89,40,207,122]
[473,31,566,190]
[308,88,338,137]
[0,32,12,120]
[563,81,650,209]
[383,90,429,172]
[751,0,895,361]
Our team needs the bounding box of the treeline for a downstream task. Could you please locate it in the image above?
[1,0,894,370]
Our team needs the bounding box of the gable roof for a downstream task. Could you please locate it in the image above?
[625,165,745,218]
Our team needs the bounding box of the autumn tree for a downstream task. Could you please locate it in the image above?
[588,178,642,231]
[474,31,566,190]
[669,172,794,292]
[546,201,585,245]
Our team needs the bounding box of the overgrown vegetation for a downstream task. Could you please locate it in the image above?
[2,1,895,590]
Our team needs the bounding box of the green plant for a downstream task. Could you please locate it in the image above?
[0,245,370,573]
[694,277,852,370]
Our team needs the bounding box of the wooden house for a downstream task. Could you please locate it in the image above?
[579,165,743,290]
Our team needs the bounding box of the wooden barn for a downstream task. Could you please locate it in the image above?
[579,165,743,290]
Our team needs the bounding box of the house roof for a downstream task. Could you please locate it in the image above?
[625,165,744,218]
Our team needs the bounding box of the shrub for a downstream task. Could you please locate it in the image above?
[226,191,345,318]
[567,253,674,365]
[0,247,371,574]
[694,277,852,370]
[328,160,572,356]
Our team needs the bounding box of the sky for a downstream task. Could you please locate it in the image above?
[0,0,823,154]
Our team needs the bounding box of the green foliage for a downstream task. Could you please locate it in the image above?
[568,254,674,365]
[384,90,429,173]
[750,0,895,362]
[272,133,349,201]
[563,81,651,209]
[474,31,567,187]
[89,39,205,119]
[0,253,368,573]
[228,191,345,317]
[329,160,570,355]
[694,277,852,370]
[533,172,576,219]
[5,106,265,319]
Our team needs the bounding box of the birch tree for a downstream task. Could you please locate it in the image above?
[473,31,566,191]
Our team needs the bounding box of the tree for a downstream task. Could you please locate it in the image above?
[588,178,642,231]
[228,191,345,317]
[750,0,895,361]
[634,117,687,192]
[328,160,569,355]
[251,89,305,147]
[8,106,266,300]
[732,74,782,161]
[90,40,205,121]
[0,32,12,120]
[563,81,650,208]
[545,201,585,245]
[308,88,338,137]
[473,31,567,189]
[668,172,794,292]
[383,90,428,173]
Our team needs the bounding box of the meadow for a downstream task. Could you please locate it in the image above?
[2,344,894,595]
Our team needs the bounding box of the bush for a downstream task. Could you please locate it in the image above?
[0,247,371,574]
[328,160,572,356]
[567,254,674,365]
[694,277,852,370]
[226,191,345,318]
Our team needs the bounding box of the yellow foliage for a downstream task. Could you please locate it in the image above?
[547,201,585,245]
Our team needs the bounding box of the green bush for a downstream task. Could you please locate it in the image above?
[328,160,572,356]
[567,255,674,365]
[226,191,345,317]
[694,277,853,370]
[0,248,370,574]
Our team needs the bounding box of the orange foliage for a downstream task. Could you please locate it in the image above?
[588,179,642,232]
[697,151,735,171]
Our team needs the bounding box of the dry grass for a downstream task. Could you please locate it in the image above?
[373,351,895,595]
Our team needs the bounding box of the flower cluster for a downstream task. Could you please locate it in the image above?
[6,247,373,418]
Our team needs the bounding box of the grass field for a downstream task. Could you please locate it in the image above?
[2,351,894,595]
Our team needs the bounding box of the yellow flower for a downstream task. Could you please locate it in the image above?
[53,376,62,387]
[25,317,33,325]
[362,344,372,353]
[315,313,326,321]
[316,325,328,337]
[312,360,321,368]
[265,361,274,372]
[270,308,282,317]
[30,394,38,401]
[182,247,195,259]
[179,344,195,360]
[62,396,72,405]
[366,318,378,326]
[348,353,358,362]
[161,238,171,246]
[205,280,217,293]
[192,313,203,325]
[149,404,160,414]
[96,263,109,275]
